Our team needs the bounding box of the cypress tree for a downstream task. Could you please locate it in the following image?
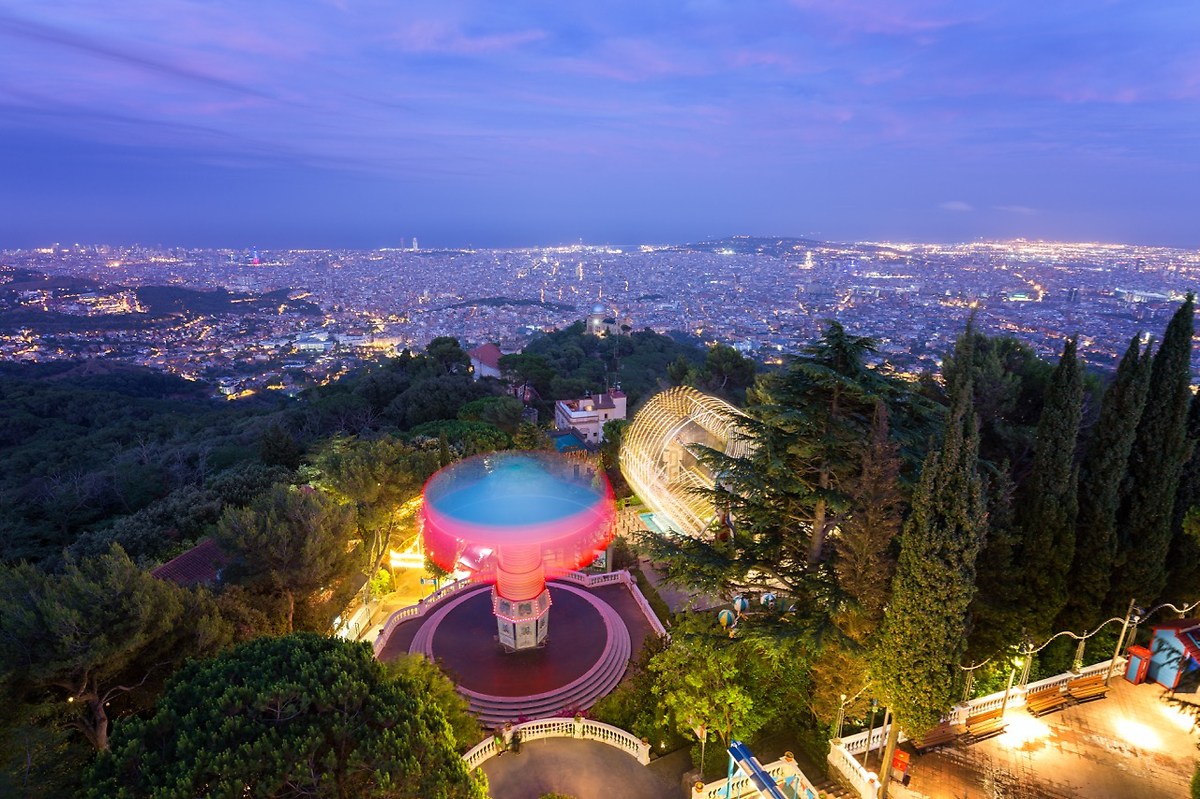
[966,464,1020,660]
[1015,339,1083,637]
[833,400,903,636]
[1165,392,1200,601]
[1112,294,1195,606]
[1057,337,1150,632]
[873,332,986,782]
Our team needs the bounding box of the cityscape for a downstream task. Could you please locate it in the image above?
[2,2,1199,799]
[4,237,1199,400]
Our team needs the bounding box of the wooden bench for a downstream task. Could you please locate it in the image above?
[965,707,1007,741]
[1024,686,1069,717]
[912,720,963,753]
[1067,674,1108,703]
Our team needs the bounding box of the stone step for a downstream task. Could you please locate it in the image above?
[472,615,630,726]
[405,579,634,728]
[810,777,856,799]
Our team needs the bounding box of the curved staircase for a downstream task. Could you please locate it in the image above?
[411,582,632,728]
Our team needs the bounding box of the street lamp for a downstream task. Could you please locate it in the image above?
[835,693,847,740]
[863,699,879,769]
[1105,599,1143,685]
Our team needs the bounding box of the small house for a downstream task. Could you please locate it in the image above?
[1147,618,1200,690]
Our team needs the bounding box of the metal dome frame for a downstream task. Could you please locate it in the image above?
[619,386,748,538]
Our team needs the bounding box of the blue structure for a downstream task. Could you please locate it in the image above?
[1147,618,1200,690]
[725,741,795,799]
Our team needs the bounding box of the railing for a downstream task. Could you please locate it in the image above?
[828,742,881,799]
[693,753,818,799]
[947,656,1124,724]
[837,721,905,757]
[626,573,670,638]
[826,656,1127,798]
[461,717,650,769]
[373,568,671,654]
[371,578,474,654]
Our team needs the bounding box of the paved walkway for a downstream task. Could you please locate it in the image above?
[482,738,681,799]
[875,679,1199,799]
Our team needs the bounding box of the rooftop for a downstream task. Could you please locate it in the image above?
[151,538,229,587]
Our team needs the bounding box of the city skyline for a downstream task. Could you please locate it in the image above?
[2,2,1199,249]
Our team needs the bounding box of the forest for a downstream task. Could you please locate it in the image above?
[1,305,1198,796]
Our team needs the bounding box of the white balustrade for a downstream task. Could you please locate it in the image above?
[372,578,473,654]
[461,717,650,770]
[828,742,880,799]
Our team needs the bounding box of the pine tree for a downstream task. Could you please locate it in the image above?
[872,332,986,756]
[88,634,488,799]
[1057,337,1150,632]
[1113,295,1195,605]
[217,484,359,633]
[1015,338,1084,637]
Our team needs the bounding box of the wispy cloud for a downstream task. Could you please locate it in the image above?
[390,20,547,56]
[0,1,1198,245]
[0,11,267,98]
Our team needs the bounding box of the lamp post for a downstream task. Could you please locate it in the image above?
[1105,599,1142,685]
[835,693,847,741]
[1000,654,1022,716]
[689,719,708,782]
[863,699,878,769]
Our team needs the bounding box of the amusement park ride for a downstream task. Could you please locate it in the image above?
[421,451,615,652]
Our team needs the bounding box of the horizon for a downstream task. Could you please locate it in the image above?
[8,233,1200,254]
[2,2,1199,249]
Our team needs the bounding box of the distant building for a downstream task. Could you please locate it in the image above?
[468,342,503,380]
[586,303,630,337]
[554,389,626,442]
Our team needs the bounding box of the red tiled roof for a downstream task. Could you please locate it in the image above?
[468,343,502,370]
[151,538,229,587]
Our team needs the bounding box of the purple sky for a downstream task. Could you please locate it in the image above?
[1,1,1198,248]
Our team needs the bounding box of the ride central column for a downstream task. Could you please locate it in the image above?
[492,542,551,651]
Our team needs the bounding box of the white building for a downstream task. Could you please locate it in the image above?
[554,390,627,442]
[467,342,503,380]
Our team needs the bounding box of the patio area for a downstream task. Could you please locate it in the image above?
[880,678,1198,799]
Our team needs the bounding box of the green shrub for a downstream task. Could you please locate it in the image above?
[629,565,672,626]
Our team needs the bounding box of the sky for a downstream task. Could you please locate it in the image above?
[1,1,1198,249]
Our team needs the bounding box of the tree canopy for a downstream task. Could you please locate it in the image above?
[87,634,488,799]
[0,545,229,755]
[216,484,359,633]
